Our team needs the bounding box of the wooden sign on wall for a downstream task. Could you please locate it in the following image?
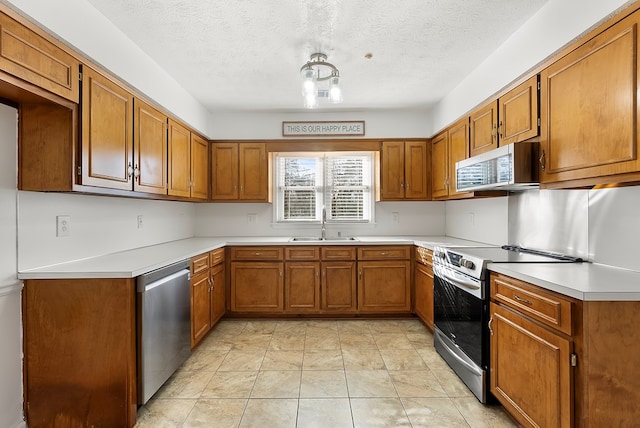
[282,121,365,137]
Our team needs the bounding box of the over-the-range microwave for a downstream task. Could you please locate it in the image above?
[455,142,539,192]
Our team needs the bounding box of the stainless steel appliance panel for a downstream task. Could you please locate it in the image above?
[137,260,191,404]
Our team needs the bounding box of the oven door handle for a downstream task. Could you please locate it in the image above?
[438,269,481,291]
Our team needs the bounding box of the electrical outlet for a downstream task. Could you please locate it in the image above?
[56,215,71,237]
[247,213,257,224]
[392,212,400,223]
[137,215,144,229]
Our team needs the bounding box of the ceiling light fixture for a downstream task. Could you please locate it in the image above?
[300,53,343,108]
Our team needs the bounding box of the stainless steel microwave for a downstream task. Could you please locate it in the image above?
[455,142,539,192]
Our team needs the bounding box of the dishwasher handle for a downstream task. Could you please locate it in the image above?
[139,268,190,293]
[137,259,190,292]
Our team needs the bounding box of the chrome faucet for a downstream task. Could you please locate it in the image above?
[321,206,326,240]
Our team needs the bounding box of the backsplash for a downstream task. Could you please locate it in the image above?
[195,201,446,238]
[17,192,195,271]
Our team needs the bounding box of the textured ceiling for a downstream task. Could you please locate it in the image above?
[86,0,548,113]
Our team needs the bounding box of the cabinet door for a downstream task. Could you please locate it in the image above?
[448,119,470,197]
[210,143,239,200]
[381,141,405,199]
[134,99,167,195]
[191,272,211,348]
[285,262,320,312]
[358,261,411,312]
[470,101,498,157]
[431,131,449,199]
[414,262,434,331]
[0,12,79,102]
[239,143,268,200]
[81,66,133,190]
[404,141,430,200]
[499,75,539,145]
[540,12,640,185]
[321,261,356,313]
[210,264,225,326]
[230,262,283,312]
[490,303,572,428]
[190,134,209,200]
[167,119,191,197]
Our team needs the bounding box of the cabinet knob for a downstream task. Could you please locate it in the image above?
[134,164,140,179]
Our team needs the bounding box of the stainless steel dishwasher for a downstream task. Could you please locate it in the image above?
[137,259,191,404]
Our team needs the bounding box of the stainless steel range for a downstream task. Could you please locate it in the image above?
[431,245,582,403]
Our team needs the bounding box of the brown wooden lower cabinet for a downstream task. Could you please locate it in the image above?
[285,261,320,312]
[191,248,225,349]
[210,262,226,325]
[490,272,640,427]
[230,261,284,312]
[321,261,357,313]
[23,278,137,427]
[358,260,411,313]
[414,260,434,330]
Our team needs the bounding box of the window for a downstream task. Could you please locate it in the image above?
[274,152,374,223]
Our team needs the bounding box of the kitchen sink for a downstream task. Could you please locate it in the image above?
[289,236,358,242]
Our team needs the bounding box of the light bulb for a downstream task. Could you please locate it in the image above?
[301,67,316,96]
[304,92,318,108]
[329,76,343,103]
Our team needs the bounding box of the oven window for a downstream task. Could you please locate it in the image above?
[434,274,484,367]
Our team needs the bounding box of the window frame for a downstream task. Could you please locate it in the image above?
[273,151,375,224]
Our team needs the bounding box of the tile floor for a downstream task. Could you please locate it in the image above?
[137,318,517,427]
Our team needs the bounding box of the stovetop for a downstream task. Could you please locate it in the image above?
[432,245,583,280]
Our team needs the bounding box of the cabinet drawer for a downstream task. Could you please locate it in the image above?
[358,246,411,260]
[321,246,356,261]
[209,248,225,266]
[0,12,79,102]
[230,246,283,261]
[285,246,320,261]
[191,253,209,275]
[491,273,574,335]
[415,246,433,266]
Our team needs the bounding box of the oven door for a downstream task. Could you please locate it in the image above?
[433,263,486,369]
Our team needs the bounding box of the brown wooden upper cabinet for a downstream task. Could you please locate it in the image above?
[134,99,167,195]
[380,140,430,200]
[168,120,208,200]
[431,119,471,199]
[470,75,539,157]
[540,10,640,188]
[210,142,269,201]
[80,66,134,191]
[0,11,79,102]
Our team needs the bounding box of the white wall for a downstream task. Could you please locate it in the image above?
[2,0,210,136]
[17,192,196,271]
[208,109,432,139]
[195,201,445,238]
[0,103,25,428]
[444,197,508,245]
[431,0,634,133]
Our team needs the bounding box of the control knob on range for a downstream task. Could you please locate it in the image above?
[459,258,475,270]
[434,250,446,260]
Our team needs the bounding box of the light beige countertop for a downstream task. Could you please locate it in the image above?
[488,262,640,301]
[18,236,640,302]
[17,235,485,280]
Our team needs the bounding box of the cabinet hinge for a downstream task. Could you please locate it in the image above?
[79,71,83,82]
[77,166,82,176]
[570,353,577,367]
[537,81,541,91]
[537,117,541,127]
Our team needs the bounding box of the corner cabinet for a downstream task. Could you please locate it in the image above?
[432,119,471,199]
[540,9,640,188]
[210,142,269,201]
[380,140,431,200]
[168,120,209,200]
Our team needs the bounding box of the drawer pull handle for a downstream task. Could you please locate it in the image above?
[514,295,533,305]
[380,252,389,256]
[488,317,494,335]
[254,252,261,256]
